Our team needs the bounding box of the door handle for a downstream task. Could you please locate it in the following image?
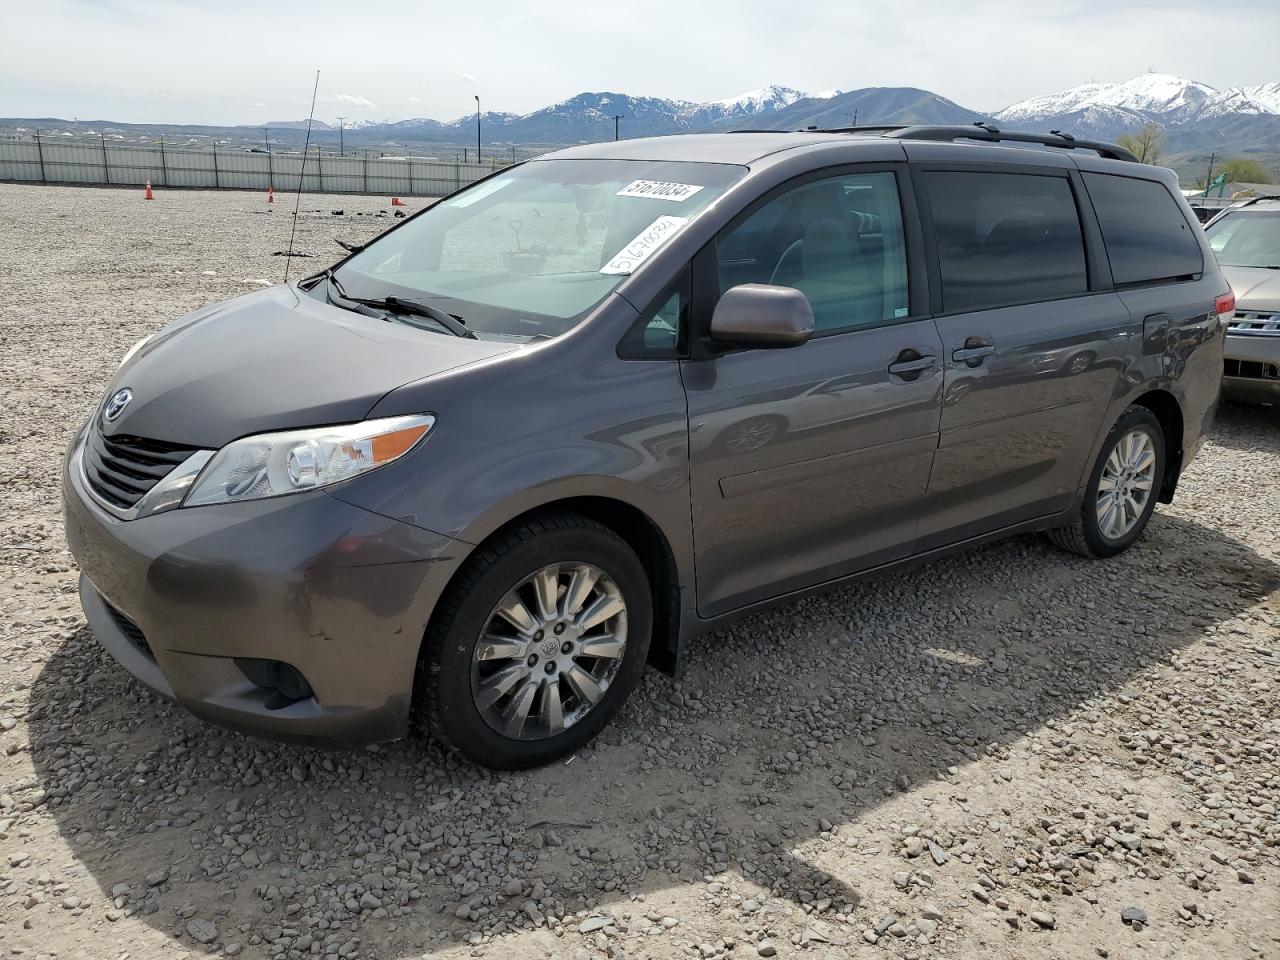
[888,356,937,375]
[953,337,995,367]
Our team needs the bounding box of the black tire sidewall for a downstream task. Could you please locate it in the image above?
[1080,408,1165,557]
[429,525,651,769]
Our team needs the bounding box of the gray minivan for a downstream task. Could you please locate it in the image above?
[63,125,1230,768]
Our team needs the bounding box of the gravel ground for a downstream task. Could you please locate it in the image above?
[1,181,1279,960]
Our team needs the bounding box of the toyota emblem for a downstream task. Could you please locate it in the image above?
[103,388,133,422]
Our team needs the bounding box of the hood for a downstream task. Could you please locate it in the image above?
[101,285,518,448]
[1222,266,1280,312]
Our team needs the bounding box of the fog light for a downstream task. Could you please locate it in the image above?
[235,657,314,704]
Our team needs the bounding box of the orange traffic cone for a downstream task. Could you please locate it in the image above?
[391,197,405,207]
[144,180,154,200]
[268,185,274,204]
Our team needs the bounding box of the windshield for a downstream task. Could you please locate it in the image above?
[1206,210,1280,268]
[335,158,745,340]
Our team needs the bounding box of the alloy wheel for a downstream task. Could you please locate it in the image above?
[1096,428,1156,540]
[470,562,628,740]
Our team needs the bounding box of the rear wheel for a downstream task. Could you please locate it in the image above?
[1048,406,1165,558]
[419,511,651,769]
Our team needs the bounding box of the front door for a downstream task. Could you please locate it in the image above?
[682,168,944,618]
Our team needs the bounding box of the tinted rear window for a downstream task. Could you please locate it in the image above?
[1083,173,1203,285]
[925,171,1088,312]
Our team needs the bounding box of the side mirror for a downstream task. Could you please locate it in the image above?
[710,284,814,347]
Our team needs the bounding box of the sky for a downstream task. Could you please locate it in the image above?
[3,0,1279,126]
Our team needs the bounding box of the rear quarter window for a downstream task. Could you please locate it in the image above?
[1083,173,1203,285]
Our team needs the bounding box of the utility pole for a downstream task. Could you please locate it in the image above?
[1204,151,1216,195]
[474,95,481,162]
[612,114,622,141]
[336,116,345,156]
[852,109,859,127]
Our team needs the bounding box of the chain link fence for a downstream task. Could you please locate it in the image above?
[0,135,510,197]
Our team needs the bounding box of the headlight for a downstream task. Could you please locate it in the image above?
[118,334,153,369]
[183,415,434,507]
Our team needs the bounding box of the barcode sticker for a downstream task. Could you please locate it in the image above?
[616,179,705,202]
[599,216,689,275]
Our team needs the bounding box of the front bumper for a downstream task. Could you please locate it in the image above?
[63,429,465,747]
[1222,333,1280,404]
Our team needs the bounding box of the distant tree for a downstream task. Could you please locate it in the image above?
[1222,157,1275,185]
[1115,123,1164,164]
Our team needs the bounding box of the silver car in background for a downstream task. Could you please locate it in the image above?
[1207,197,1280,404]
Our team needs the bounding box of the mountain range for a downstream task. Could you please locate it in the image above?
[7,74,1279,175]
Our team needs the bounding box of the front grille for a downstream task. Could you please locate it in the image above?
[83,427,196,510]
[101,598,154,661]
[1229,311,1280,336]
[1224,358,1280,380]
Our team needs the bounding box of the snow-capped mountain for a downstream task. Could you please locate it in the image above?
[686,85,807,124]
[1239,83,1280,115]
[996,73,1279,128]
[19,74,1279,170]
[989,72,1280,159]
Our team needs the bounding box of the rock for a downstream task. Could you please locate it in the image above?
[1121,906,1148,928]
[144,868,168,887]
[1030,912,1056,930]
[928,840,950,865]
[502,877,523,897]
[922,901,943,920]
[1237,869,1255,884]
[903,837,925,858]
[579,916,611,933]
[186,918,218,944]
[757,939,777,957]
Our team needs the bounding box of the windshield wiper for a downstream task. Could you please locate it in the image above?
[375,297,479,340]
[323,271,478,339]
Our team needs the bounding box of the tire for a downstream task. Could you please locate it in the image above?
[1048,405,1166,558]
[418,510,652,769]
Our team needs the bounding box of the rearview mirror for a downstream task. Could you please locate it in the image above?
[710,284,814,347]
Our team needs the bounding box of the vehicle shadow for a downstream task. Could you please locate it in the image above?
[26,510,1278,956]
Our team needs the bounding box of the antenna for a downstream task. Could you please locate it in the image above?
[284,70,320,283]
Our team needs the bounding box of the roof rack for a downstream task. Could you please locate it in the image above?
[805,122,1138,163]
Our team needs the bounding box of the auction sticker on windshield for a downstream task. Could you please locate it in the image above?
[617,180,705,202]
[600,216,689,275]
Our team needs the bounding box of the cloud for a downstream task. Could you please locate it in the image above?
[408,95,422,104]
[252,101,267,108]
[460,73,476,85]
[327,93,376,109]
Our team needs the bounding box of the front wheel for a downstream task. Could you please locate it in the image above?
[419,511,651,769]
[1047,406,1166,558]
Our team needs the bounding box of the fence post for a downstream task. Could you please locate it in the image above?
[267,146,273,191]
[212,145,219,188]
[35,130,46,182]
[453,161,460,194]
[159,137,168,186]
[409,160,415,196]
[317,149,324,193]
[100,134,110,185]
[362,152,368,193]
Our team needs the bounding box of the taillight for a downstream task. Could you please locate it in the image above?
[1215,291,1236,323]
